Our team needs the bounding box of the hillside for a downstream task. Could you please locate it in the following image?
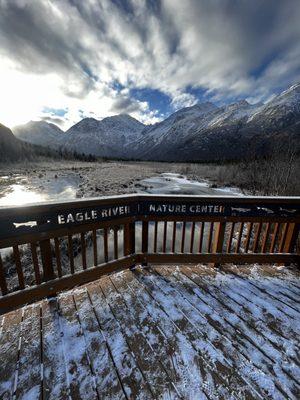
[10,82,300,162]
[0,123,26,161]
[13,120,65,148]
[0,123,96,163]
[63,114,145,158]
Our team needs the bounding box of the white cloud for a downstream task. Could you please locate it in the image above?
[0,0,300,129]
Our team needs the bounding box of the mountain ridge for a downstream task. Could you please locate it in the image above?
[9,82,300,161]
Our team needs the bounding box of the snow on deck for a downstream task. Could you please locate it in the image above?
[0,264,299,399]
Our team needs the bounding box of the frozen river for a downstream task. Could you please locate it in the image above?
[0,170,242,282]
[137,172,241,196]
[0,173,81,206]
[0,172,241,207]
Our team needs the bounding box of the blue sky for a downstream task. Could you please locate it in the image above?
[0,0,300,129]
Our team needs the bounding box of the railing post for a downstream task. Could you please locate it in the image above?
[38,220,55,282]
[124,221,136,268]
[40,239,55,281]
[142,221,148,265]
[211,221,226,267]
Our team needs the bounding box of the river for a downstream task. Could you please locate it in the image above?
[0,171,241,207]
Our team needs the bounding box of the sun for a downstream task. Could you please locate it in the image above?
[0,59,63,128]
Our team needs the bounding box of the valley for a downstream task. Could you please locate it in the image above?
[0,160,242,207]
[11,82,300,162]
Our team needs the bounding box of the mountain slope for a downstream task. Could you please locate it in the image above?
[133,84,300,161]
[0,123,25,161]
[9,82,300,162]
[63,114,145,158]
[13,120,65,148]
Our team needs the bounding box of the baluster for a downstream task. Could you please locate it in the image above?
[207,222,214,253]
[13,245,25,289]
[39,238,55,281]
[154,221,158,253]
[171,221,177,253]
[80,233,87,270]
[181,221,186,253]
[261,223,270,253]
[252,223,262,253]
[53,238,62,278]
[190,222,195,253]
[270,223,279,253]
[243,222,253,253]
[103,228,109,262]
[226,222,235,253]
[283,223,299,254]
[0,253,8,295]
[30,242,41,284]
[114,227,119,259]
[213,222,226,254]
[211,221,226,267]
[92,229,98,266]
[198,222,204,253]
[279,223,288,253]
[235,222,244,253]
[162,221,167,253]
[68,235,75,274]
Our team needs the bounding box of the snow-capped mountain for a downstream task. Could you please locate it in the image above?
[133,83,300,161]
[63,114,145,158]
[9,82,300,161]
[13,120,65,148]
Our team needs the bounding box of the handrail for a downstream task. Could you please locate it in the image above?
[0,195,299,313]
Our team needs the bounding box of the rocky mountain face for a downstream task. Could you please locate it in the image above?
[0,123,25,161]
[10,82,300,161]
[13,120,65,148]
[63,114,145,158]
[134,83,300,161]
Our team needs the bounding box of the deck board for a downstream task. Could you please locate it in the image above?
[88,282,153,399]
[134,270,258,399]
[117,270,209,399]
[42,298,70,400]
[15,304,41,400]
[158,266,299,398]
[58,293,98,400]
[0,264,299,399]
[0,308,22,399]
[73,289,126,399]
[100,276,180,399]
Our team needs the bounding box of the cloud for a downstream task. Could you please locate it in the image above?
[0,0,300,128]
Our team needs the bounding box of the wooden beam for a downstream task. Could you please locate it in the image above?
[0,256,136,314]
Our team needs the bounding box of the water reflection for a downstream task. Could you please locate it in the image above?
[0,175,80,206]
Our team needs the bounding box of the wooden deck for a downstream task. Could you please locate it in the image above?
[0,265,300,400]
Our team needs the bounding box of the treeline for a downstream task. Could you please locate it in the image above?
[0,122,98,163]
[181,145,300,196]
[0,139,97,164]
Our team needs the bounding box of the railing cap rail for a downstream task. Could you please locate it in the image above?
[0,193,300,215]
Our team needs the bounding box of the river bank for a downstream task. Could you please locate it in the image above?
[0,160,242,206]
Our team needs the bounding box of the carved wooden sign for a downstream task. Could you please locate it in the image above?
[57,204,135,225]
[140,201,227,216]
[0,197,299,240]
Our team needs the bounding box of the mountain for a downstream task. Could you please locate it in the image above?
[0,123,25,161]
[9,82,300,162]
[13,120,65,148]
[132,83,300,161]
[63,114,145,158]
[0,123,97,164]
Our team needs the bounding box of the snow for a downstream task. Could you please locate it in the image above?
[1,265,299,399]
[138,172,242,196]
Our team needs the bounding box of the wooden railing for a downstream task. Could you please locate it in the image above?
[0,195,299,313]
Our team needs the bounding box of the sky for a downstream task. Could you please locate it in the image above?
[0,0,300,130]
